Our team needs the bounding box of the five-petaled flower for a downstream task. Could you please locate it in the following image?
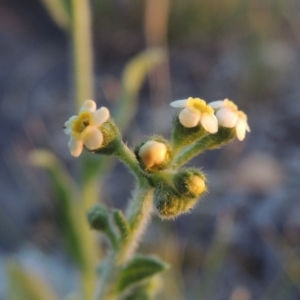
[64,100,110,157]
[208,98,250,141]
[170,97,218,134]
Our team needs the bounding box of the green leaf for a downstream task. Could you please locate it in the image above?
[7,261,58,300]
[115,48,166,129]
[121,287,151,300]
[117,255,169,292]
[28,150,85,269]
[120,275,162,300]
[112,209,131,241]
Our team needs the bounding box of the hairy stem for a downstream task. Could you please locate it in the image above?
[172,127,236,168]
[117,184,154,264]
[96,184,154,299]
[116,142,146,185]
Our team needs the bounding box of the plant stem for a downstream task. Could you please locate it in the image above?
[71,1,96,299]
[71,0,94,109]
[95,184,154,299]
[116,142,146,185]
[172,127,236,168]
[118,184,154,264]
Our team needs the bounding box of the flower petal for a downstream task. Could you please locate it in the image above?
[207,100,225,110]
[246,122,251,132]
[64,116,77,135]
[170,99,188,108]
[81,126,103,150]
[92,107,110,126]
[68,137,83,157]
[235,119,247,141]
[138,141,167,169]
[79,100,97,112]
[179,108,200,128]
[200,113,218,133]
[216,108,238,128]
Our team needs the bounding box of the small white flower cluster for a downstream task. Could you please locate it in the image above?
[64,100,110,157]
[64,97,250,157]
[170,97,250,141]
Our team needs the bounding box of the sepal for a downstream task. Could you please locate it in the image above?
[171,116,207,149]
[92,119,122,155]
[173,168,207,198]
[154,186,199,219]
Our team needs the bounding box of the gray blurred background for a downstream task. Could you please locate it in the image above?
[1,0,300,299]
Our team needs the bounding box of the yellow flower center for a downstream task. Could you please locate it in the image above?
[237,110,247,121]
[224,99,238,111]
[72,111,92,138]
[187,97,214,115]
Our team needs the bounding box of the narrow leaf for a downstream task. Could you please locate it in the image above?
[40,0,70,30]
[117,255,169,292]
[28,150,85,268]
[113,209,130,241]
[115,48,166,129]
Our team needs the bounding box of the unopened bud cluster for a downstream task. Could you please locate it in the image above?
[154,169,207,219]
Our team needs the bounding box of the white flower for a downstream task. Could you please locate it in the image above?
[170,97,218,133]
[208,98,250,141]
[64,100,110,157]
[138,141,168,169]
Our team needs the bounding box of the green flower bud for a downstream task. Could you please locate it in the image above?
[154,187,199,219]
[173,168,207,198]
[87,204,109,231]
[135,136,172,172]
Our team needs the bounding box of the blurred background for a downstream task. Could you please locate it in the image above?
[1,0,300,299]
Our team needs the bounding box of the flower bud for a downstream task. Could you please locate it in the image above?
[87,204,109,231]
[154,187,199,219]
[173,169,207,198]
[136,137,171,171]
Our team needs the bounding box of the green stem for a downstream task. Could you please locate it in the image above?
[95,184,154,299]
[117,184,154,264]
[172,127,236,168]
[116,142,146,185]
[71,1,96,299]
[71,0,94,109]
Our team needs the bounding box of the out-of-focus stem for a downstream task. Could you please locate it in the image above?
[71,0,97,299]
[144,0,171,131]
[71,0,94,109]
